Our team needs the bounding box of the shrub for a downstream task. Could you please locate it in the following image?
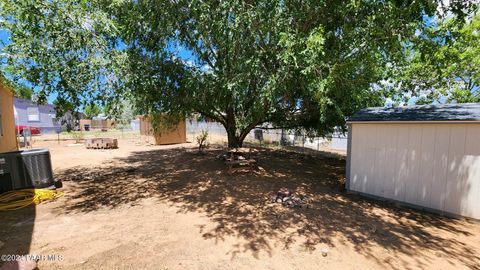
[196,129,209,153]
[71,131,84,143]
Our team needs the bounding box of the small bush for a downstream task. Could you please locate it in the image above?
[196,129,209,153]
[71,131,84,143]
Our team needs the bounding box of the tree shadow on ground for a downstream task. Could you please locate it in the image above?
[55,147,479,269]
[0,205,36,269]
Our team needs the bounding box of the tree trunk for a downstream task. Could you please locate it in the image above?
[226,128,242,148]
[225,106,243,148]
[226,123,258,148]
[224,107,261,148]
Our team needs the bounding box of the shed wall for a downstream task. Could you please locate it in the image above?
[348,123,480,219]
[0,86,17,153]
[79,119,92,131]
[139,116,187,145]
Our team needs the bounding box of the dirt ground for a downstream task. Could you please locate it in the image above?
[1,138,480,270]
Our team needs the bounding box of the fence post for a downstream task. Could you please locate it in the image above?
[302,134,305,153]
[280,129,284,147]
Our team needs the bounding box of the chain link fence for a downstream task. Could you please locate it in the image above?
[187,120,347,155]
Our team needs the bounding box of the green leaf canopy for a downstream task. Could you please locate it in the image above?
[1,0,477,146]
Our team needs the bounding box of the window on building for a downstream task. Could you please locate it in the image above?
[27,107,40,122]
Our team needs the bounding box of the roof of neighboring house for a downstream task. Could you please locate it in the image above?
[348,103,480,122]
[14,97,55,109]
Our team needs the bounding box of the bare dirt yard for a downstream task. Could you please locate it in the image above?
[1,138,480,270]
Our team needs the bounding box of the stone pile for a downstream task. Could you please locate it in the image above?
[271,188,311,208]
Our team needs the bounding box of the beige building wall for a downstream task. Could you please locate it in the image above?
[79,119,116,131]
[0,84,18,153]
[348,123,480,219]
[139,116,187,145]
[91,119,116,130]
[79,119,92,131]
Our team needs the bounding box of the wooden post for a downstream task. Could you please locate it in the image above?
[302,134,305,153]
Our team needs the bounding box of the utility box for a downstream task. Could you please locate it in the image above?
[0,149,57,193]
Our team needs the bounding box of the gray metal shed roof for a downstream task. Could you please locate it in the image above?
[348,103,480,122]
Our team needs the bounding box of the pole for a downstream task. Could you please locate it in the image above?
[302,134,305,153]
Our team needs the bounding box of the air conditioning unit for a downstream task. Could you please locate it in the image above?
[0,149,59,193]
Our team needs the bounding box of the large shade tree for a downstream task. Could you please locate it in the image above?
[1,0,477,147]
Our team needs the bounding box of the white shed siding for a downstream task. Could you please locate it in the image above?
[348,123,480,219]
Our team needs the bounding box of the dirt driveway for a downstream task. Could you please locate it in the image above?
[1,139,480,270]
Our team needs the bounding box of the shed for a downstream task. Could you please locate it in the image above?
[346,103,480,219]
[139,116,187,145]
[0,83,18,153]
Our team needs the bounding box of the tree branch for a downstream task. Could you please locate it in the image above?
[195,107,226,125]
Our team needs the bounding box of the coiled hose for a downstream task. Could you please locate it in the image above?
[0,189,64,211]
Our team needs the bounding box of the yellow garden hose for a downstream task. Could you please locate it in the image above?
[0,189,64,211]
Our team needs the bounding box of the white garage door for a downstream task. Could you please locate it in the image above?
[348,123,480,219]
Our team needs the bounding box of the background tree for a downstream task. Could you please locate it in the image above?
[0,0,120,115]
[106,98,137,130]
[83,103,102,119]
[386,13,480,104]
[1,0,478,147]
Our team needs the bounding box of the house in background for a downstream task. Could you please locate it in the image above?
[14,97,61,134]
[79,114,116,131]
[0,82,18,153]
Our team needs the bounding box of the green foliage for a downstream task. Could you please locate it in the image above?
[196,129,209,153]
[83,103,102,119]
[0,74,33,99]
[146,114,184,135]
[116,0,471,146]
[70,131,84,143]
[106,98,136,129]
[0,0,121,115]
[1,0,478,147]
[388,13,480,104]
[11,82,34,100]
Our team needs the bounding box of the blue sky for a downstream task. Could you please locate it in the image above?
[0,30,8,43]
